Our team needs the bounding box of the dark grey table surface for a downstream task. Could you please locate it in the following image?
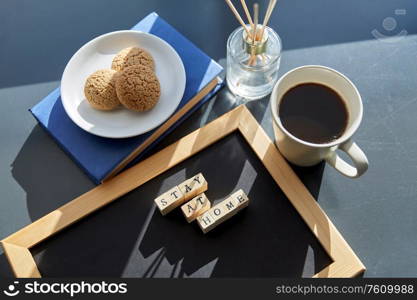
[1,0,416,277]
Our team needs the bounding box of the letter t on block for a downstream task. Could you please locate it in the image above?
[181,193,211,223]
[154,186,185,216]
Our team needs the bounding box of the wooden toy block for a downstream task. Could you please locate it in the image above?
[218,198,240,217]
[229,189,249,209]
[154,186,185,216]
[208,205,224,222]
[178,173,208,200]
[208,201,237,223]
[198,204,230,233]
[181,193,211,223]
[196,211,216,233]
[197,190,249,233]
[210,190,249,220]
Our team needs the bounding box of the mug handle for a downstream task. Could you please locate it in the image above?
[325,139,369,178]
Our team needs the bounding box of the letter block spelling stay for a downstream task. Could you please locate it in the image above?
[181,193,211,223]
[154,173,208,216]
[197,189,249,233]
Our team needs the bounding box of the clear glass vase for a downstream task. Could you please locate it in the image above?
[226,25,282,101]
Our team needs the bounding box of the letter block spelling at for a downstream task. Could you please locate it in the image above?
[181,193,211,223]
[178,173,208,200]
[154,186,185,216]
[197,189,249,233]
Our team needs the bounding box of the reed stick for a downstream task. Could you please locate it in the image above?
[249,3,259,66]
[259,0,277,40]
[253,2,259,43]
[240,0,255,36]
[225,0,251,37]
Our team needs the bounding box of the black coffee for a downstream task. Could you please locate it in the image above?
[279,83,348,144]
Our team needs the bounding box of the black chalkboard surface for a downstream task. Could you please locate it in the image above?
[31,133,331,277]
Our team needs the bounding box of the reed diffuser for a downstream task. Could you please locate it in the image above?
[225,0,282,100]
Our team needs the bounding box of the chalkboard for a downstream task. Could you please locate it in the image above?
[31,133,331,277]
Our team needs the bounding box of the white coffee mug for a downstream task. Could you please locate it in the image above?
[270,65,368,178]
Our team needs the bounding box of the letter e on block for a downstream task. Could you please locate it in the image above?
[230,189,249,208]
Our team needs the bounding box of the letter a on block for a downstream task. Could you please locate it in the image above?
[154,186,185,216]
[181,193,211,223]
[178,173,208,200]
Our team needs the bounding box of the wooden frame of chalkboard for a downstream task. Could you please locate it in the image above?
[1,105,365,278]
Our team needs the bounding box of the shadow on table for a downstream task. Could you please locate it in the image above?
[9,125,167,277]
[11,126,95,221]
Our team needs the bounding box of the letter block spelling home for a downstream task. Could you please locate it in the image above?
[154,173,208,215]
[197,189,249,233]
[181,193,211,223]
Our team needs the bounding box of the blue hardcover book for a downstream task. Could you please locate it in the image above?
[30,12,224,184]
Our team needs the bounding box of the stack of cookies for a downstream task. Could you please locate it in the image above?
[84,47,161,112]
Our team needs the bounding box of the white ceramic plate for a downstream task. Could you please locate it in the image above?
[61,30,186,138]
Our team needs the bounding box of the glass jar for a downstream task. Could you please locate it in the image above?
[226,25,282,100]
